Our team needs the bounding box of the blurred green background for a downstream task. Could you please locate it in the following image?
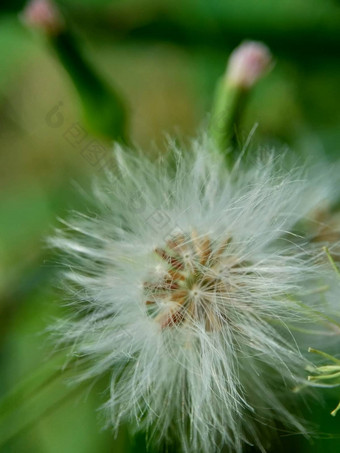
[0,1,340,452]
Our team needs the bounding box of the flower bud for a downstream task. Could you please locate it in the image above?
[226,41,272,89]
[21,0,64,36]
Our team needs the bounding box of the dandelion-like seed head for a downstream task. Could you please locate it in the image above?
[51,138,339,453]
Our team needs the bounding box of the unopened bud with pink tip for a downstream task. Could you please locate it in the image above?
[21,0,64,36]
[226,41,272,89]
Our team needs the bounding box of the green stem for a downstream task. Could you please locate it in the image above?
[308,348,340,365]
[209,76,246,162]
[331,401,340,416]
[50,30,128,142]
[308,371,340,381]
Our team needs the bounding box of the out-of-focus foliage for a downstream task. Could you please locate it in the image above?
[0,1,340,452]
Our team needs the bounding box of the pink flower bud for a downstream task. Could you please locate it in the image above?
[226,41,272,89]
[21,0,64,36]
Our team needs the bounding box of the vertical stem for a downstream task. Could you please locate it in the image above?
[209,41,272,165]
[22,0,128,143]
[209,77,245,162]
[51,30,128,143]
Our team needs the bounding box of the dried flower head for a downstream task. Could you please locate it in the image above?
[51,138,338,452]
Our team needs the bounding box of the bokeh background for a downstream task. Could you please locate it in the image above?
[0,1,339,452]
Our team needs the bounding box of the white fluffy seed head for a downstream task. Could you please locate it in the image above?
[50,137,340,452]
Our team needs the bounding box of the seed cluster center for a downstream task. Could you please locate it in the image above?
[143,230,233,330]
